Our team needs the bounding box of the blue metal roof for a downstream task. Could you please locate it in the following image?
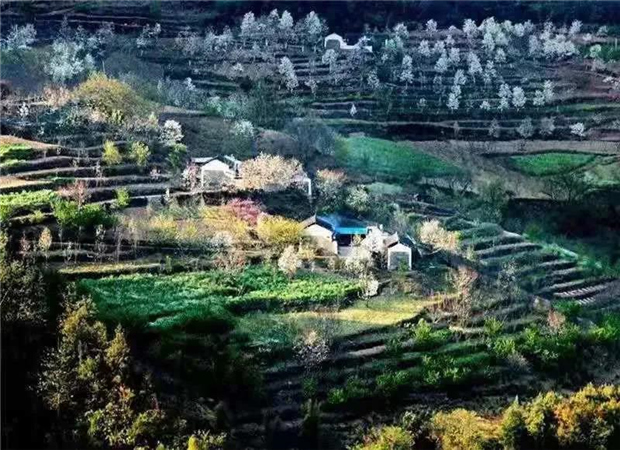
[317,214,368,235]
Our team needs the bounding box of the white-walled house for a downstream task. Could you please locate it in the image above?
[192,155,241,188]
[324,33,373,52]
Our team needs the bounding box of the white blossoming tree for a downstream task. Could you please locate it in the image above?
[278,245,301,277]
[2,24,36,52]
[426,19,438,34]
[399,55,414,85]
[512,86,527,109]
[46,39,95,83]
[570,122,586,138]
[517,117,534,138]
[278,56,298,92]
[160,120,184,145]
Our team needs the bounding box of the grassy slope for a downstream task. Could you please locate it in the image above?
[336,136,461,181]
[237,294,437,349]
[509,152,597,176]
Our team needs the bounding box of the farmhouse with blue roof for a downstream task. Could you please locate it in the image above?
[302,213,418,269]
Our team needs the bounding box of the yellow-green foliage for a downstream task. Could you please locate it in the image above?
[187,431,226,450]
[256,215,303,250]
[432,384,620,450]
[130,141,150,167]
[554,384,620,448]
[202,207,250,241]
[499,401,528,450]
[353,426,415,450]
[102,140,122,166]
[522,392,562,442]
[74,72,152,119]
[431,409,499,450]
[0,189,57,221]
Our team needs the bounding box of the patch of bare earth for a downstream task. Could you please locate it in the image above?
[0,135,58,150]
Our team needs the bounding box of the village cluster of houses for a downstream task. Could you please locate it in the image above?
[190,157,416,271]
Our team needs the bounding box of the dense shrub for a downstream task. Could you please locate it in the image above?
[316,169,346,212]
[102,140,122,165]
[421,354,475,388]
[0,189,57,221]
[284,118,337,158]
[327,376,372,407]
[129,141,150,167]
[73,72,153,119]
[407,319,451,351]
[499,385,620,450]
[38,298,174,448]
[202,206,251,241]
[352,426,415,450]
[431,409,500,450]
[518,324,582,371]
[499,402,529,450]
[256,215,303,250]
[166,143,187,172]
[425,384,620,450]
[0,259,47,326]
[114,188,130,209]
[52,199,115,230]
[375,370,413,399]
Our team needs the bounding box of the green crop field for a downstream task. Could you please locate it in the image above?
[509,152,597,176]
[0,189,58,221]
[78,265,362,334]
[336,136,461,182]
[0,143,32,162]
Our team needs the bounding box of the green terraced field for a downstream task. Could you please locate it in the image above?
[78,265,362,333]
[509,152,598,176]
[336,136,461,182]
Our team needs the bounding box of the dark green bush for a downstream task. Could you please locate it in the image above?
[408,319,451,351]
[52,200,115,230]
[326,376,372,407]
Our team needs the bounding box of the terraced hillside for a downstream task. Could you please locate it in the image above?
[223,199,619,449]
[1,136,175,220]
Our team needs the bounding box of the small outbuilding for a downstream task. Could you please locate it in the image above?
[384,234,418,270]
[324,33,373,52]
[192,155,241,188]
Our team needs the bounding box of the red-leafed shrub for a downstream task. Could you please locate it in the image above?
[224,199,263,226]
